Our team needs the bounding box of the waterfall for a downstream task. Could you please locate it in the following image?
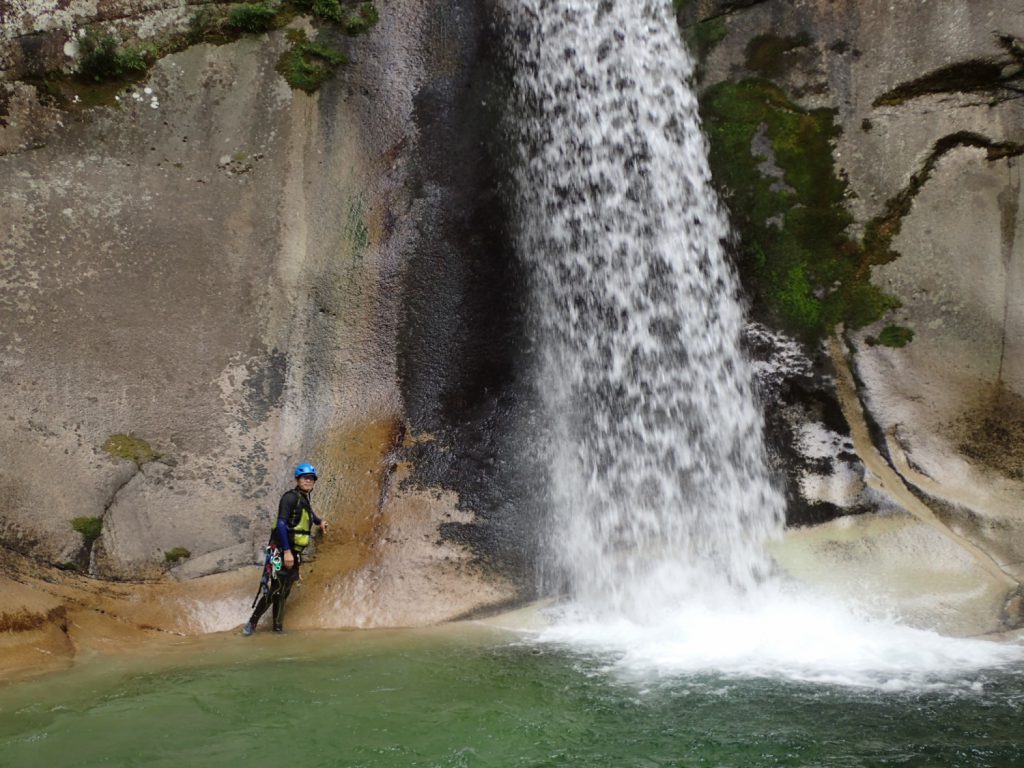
[499,1,1024,686]
[505,0,785,616]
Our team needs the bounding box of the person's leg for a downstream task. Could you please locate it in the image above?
[247,591,272,628]
[244,575,282,634]
[271,564,299,632]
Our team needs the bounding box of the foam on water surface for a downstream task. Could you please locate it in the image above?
[531,585,1024,690]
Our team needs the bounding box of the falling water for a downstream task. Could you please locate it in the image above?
[500,0,1024,687]
[506,0,785,616]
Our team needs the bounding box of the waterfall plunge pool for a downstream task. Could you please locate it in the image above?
[3,612,1023,768]
[5,2,1022,765]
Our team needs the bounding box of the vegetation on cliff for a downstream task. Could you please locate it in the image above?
[192,0,380,92]
[276,29,348,92]
[23,0,379,105]
[277,1,377,90]
[227,4,281,33]
[71,515,103,543]
[871,325,915,348]
[693,26,1024,347]
[701,79,898,340]
[76,30,154,82]
[102,433,159,465]
[164,547,192,563]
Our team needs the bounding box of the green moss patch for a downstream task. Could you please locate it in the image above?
[228,4,281,33]
[277,29,347,93]
[76,30,154,83]
[872,325,915,348]
[341,2,379,34]
[165,547,192,563]
[691,18,727,61]
[71,516,103,542]
[273,1,379,92]
[744,34,811,79]
[187,4,298,44]
[702,79,898,339]
[103,433,159,465]
[293,0,379,32]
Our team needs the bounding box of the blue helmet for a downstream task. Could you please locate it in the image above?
[294,463,318,479]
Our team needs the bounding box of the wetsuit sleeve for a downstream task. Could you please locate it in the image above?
[276,492,295,551]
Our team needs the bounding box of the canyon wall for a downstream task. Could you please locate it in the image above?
[682,0,1024,633]
[0,0,523,634]
[3,0,1023,646]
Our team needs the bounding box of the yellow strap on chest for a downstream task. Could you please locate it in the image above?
[292,507,312,551]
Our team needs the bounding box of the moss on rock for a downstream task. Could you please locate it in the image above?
[273,1,377,92]
[292,0,379,32]
[744,34,811,79]
[875,325,915,348]
[28,1,378,107]
[227,4,281,33]
[76,30,154,83]
[276,29,347,93]
[691,18,727,60]
[71,516,103,542]
[102,433,159,465]
[701,78,899,340]
[341,2,380,35]
[164,547,191,563]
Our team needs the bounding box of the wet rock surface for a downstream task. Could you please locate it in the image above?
[687,0,1024,628]
[1,32,322,579]
[0,0,529,629]
[393,0,545,592]
[4,0,1024,651]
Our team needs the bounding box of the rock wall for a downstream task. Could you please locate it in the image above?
[0,0,522,626]
[1,17,397,575]
[5,0,1023,641]
[683,0,1024,631]
[1,0,217,153]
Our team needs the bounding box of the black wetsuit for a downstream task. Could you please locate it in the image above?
[248,488,321,631]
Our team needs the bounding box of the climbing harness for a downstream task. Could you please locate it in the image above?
[250,545,283,609]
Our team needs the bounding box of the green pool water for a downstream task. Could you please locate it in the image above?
[2,624,1023,768]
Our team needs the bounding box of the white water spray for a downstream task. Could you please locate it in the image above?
[504,0,1022,683]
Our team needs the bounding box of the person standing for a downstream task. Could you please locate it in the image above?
[243,463,328,635]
